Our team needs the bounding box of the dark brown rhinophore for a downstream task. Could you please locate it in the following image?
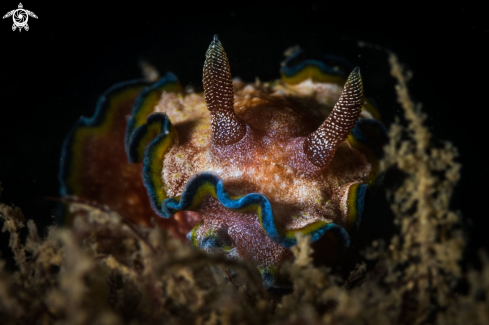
[203,35,247,145]
[303,67,364,167]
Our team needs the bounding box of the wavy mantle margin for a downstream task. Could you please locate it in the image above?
[59,79,148,197]
[161,172,351,249]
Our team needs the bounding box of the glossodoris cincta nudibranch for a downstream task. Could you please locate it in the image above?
[59,35,387,287]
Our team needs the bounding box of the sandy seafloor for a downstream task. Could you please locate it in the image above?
[0,2,488,324]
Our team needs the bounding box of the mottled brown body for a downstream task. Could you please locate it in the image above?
[155,79,372,268]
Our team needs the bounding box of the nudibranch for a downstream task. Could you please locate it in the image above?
[59,35,387,287]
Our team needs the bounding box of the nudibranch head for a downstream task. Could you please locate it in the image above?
[59,35,387,287]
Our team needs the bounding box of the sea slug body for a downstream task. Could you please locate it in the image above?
[59,35,387,287]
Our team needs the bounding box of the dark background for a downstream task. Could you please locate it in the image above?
[1,2,487,262]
